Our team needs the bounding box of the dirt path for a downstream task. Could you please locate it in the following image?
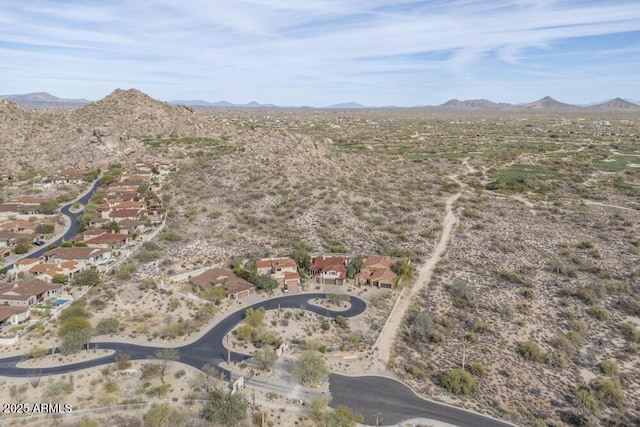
[377,190,461,365]
[583,200,639,212]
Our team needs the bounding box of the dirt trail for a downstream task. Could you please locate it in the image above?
[377,190,461,365]
[583,200,639,212]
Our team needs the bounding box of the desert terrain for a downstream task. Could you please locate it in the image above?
[0,90,639,426]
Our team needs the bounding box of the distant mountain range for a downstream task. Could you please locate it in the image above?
[2,92,640,111]
[0,92,91,106]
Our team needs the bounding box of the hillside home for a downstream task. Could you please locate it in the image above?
[117,219,146,233]
[108,209,146,222]
[85,233,131,249]
[12,257,41,273]
[189,268,255,299]
[29,260,84,282]
[355,256,398,288]
[256,257,300,286]
[0,231,20,248]
[309,256,350,286]
[0,306,30,326]
[0,220,38,234]
[0,279,61,307]
[51,170,86,184]
[43,247,111,267]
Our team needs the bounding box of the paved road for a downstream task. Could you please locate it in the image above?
[0,293,366,377]
[329,374,516,427]
[2,178,102,270]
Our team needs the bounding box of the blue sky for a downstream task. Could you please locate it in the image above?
[1,0,640,106]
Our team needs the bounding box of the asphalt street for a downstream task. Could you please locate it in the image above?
[329,374,516,427]
[0,293,366,377]
[2,178,102,270]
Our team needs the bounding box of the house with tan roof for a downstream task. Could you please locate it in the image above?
[108,209,146,223]
[355,256,398,288]
[309,256,350,285]
[0,220,38,234]
[43,247,111,267]
[256,257,300,286]
[85,233,131,249]
[12,257,40,273]
[117,219,146,233]
[51,169,86,184]
[0,279,61,307]
[0,231,21,248]
[0,305,30,326]
[29,260,84,282]
[189,268,255,299]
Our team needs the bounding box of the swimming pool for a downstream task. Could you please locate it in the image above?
[55,299,69,306]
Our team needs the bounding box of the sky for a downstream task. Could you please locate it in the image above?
[1,0,640,106]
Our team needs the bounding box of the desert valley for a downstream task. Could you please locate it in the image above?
[0,90,638,427]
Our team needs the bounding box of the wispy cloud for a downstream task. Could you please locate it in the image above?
[1,0,639,105]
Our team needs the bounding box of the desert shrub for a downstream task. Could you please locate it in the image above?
[467,362,486,376]
[334,315,349,330]
[234,325,255,341]
[448,279,476,308]
[95,318,120,335]
[576,288,599,305]
[404,363,429,380]
[550,333,583,359]
[518,340,545,363]
[588,304,609,321]
[292,350,329,386]
[589,376,625,408]
[598,360,619,376]
[545,350,569,368]
[103,379,118,393]
[619,322,640,342]
[244,307,265,328]
[441,368,476,395]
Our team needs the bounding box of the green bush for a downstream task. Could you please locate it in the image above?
[467,362,486,376]
[441,368,476,395]
[518,340,545,363]
[589,376,625,408]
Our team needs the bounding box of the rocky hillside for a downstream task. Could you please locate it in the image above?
[0,89,228,174]
[159,128,451,266]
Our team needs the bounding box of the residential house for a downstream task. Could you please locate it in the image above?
[88,218,111,229]
[85,233,131,249]
[309,256,350,286]
[0,279,61,307]
[43,247,111,267]
[70,229,108,243]
[108,209,146,223]
[5,196,52,205]
[355,256,398,288]
[113,201,146,210]
[0,220,38,234]
[12,258,41,274]
[0,306,30,326]
[117,219,146,234]
[51,170,86,184]
[29,260,84,282]
[0,231,20,248]
[0,204,22,220]
[256,257,300,286]
[189,268,255,299]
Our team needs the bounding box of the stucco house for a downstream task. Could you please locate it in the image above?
[189,268,255,299]
[256,257,300,285]
[0,279,61,307]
